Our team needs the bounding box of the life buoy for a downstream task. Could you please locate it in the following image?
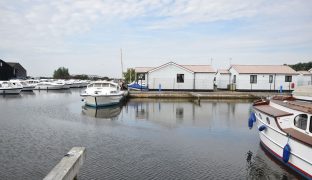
[282,144,291,163]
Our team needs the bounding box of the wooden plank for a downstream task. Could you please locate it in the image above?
[44,147,86,180]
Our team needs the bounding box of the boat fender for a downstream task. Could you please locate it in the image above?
[248,112,256,129]
[258,125,266,131]
[282,144,291,163]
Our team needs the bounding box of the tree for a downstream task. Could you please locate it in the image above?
[123,68,135,83]
[289,61,312,71]
[53,67,70,79]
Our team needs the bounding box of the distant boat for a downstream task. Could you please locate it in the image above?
[0,81,23,94]
[127,81,147,91]
[81,81,127,107]
[10,80,36,91]
[251,86,312,179]
[34,79,66,90]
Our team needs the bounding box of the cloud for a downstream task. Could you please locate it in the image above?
[0,0,311,77]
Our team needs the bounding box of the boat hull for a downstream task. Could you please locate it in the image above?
[254,109,312,179]
[84,95,124,107]
[34,85,65,90]
[0,88,22,94]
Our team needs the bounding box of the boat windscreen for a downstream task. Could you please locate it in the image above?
[102,83,109,87]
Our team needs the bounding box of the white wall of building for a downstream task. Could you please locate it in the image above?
[236,74,297,91]
[194,73,214,90]
[148,64,194,90]
[297,74,312,86]
[216,72,230,89]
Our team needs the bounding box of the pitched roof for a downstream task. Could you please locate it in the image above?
[230,65,298,74]
[135,67,154,73]
[297,71,311,75]
[135,62,215,73]
[217,69,230,74]
[182,65,215,73]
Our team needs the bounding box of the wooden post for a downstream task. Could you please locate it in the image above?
[44,147,86,180]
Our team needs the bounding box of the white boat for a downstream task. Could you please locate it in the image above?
[250,87,312,179]
[10,80,36,91]
[34,80,65,90]
[54,80,70,89]
[81,81,127,107]
[0,81,23,94]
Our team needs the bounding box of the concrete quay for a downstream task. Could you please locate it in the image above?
[128,91,291,100]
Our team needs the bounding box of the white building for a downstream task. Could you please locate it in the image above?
[135,62,216,91]
[215,69,231,90]
[297,71,312,86]
[228,65,298,91]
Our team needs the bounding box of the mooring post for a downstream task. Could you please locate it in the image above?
[44,147,86,180]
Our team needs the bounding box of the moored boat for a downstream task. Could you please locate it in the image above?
[81,81,127,107]
[0,81,23,94]
[10,80,36,91]
[250,87,312,179]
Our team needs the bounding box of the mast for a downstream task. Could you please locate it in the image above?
[120,48,124,79]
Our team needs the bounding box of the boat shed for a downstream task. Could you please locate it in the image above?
[134,67,153,85]
[228,65,298,91]
[215,69,231,90]
[297,71,312,86]
[7,62,27,79]
[0,59,14,80]
[137,62,216,91]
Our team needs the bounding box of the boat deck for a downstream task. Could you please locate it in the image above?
[283,128,312,147]
[253,105,293,118]
[271,99,312,114]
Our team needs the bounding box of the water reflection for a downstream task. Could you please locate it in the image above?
[125,99,252,128]
[245,144,299,179]
[82,105,122,119]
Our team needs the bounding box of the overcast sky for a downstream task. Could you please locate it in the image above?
[0,0,311,77]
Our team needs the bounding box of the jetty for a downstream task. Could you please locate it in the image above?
[127,91,290,100]
[44,147,86,180]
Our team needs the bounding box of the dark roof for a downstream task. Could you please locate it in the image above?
[6,62,26,70]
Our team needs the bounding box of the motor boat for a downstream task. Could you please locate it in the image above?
[250,86,312,179]
[0,81,23,94]
[10,80,36,91]
[127,81,147,91]
[34,79,66,90]
[81,81,127,107]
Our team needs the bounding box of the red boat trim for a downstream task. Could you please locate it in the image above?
[260,141,312,179]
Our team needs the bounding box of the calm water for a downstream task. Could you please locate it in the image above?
[0,89,300,180]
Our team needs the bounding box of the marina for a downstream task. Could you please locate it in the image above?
[0,89,303,179]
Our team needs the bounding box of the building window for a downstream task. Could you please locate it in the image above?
[177,74,184,83]
[0,62,2,67]
[285,76,292,82]
[250,75,257,84]
[137,73,145,80]
[269,75,273,83]
[233,75,236,83]
[294,114,307,130]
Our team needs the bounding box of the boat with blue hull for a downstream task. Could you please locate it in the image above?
[250,88,312,179]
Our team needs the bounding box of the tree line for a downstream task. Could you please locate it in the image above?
[289,61,312,71]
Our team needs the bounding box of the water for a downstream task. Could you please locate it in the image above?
[0,90,300,179]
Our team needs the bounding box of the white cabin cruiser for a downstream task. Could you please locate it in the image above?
[34,79,65,90]
[250,86,312,179]
[10,80,36,91]
[0,81,23,94]
[81,81,127,107]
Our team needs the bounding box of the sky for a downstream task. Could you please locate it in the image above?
[0,0,312,78]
